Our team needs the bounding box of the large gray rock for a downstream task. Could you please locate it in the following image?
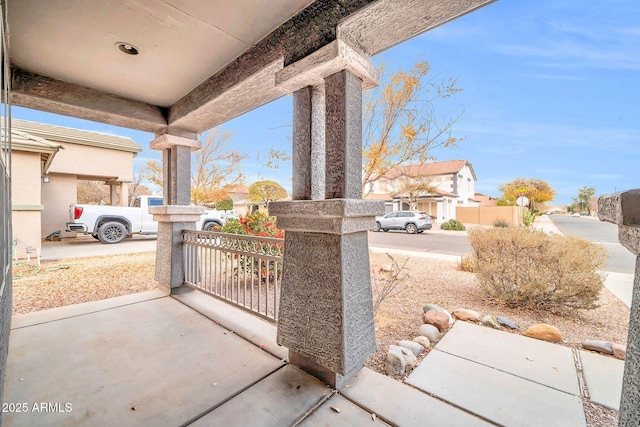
[582,340,614,355]
[387,345,417,376]
[497,315,517,329]
[399,340,424,357]
[418,324,440,342]
[386,346,406,376]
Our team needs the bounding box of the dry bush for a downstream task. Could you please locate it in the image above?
[458,255,477,272]
[371,254,409,314]
[468,227,608,312]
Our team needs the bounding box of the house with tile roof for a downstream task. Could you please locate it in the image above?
[6,119,141,258]
[365,160,479,222]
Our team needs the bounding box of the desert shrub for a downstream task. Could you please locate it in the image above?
[371,254,409,314]
[522,210,535,226]
[458,255,477,272]
[220,210,283,238]
[441,219,466,231]
[215,197,234,211]
[468,227,608,312]
[219,211,284,281]
[493,219,510,228]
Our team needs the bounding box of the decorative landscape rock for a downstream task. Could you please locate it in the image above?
[423,310,450,331]
[582,340,614,355]
[386,346,406,376]
[481,315,500,329]
[422,303,454,324]
[387,345,417,376]
[399,340,424,357]
[612,343,627,360]
[423,303,446,313]
[418,324,440,342]
[497,315,517,329]
[413,336,430,348]
[452,308,482,322]
[523,324,563,343]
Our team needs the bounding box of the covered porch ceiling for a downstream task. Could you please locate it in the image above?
[6,0,494,135]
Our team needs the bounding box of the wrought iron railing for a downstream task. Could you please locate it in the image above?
[183,230,284,323]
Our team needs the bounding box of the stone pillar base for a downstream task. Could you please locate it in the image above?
[269,199,384,386]
[598,189,640,424]
[150,205,206,290]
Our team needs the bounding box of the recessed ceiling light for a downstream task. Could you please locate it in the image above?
[115,42,139,55]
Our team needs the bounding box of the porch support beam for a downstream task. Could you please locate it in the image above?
[149,132,204,290]
[11,67,168,133]
[270,67,383,388]
[598,189,640,424]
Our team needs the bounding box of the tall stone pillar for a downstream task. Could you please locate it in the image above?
[598,189,640,426]
[150,133,204,291]
[270,68,383,388]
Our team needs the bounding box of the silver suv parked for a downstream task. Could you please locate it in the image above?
[373,211,432,234]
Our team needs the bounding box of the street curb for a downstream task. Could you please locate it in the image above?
[369,246,462,263]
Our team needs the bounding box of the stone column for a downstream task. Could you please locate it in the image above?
[270,68,383,388]
[150,133,204,291]
[598,189,640,426]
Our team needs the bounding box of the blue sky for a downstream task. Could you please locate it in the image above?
[12,0,639,205]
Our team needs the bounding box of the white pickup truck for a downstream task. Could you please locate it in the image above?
[66,196,233,244]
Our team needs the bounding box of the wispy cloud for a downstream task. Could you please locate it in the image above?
[525,73,586,81]
[590,173,623,180]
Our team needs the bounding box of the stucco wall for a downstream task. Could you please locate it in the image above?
[457,206,525,226]
[12,211,42,258]
[42,173,77,238]
[456,165,475,206]
[11,151,41,205]
[11,151,43,258]
[48,143,135,181]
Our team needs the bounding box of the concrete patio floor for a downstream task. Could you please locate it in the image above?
[3,289,622,426]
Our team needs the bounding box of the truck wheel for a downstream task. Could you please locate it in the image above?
[97,221,127,244]
[204,221,221,232]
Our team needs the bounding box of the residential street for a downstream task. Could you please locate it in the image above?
[367,229,472,257]
[548,215,636,274]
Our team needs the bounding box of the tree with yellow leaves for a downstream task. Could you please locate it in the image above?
[362,61,464,196]
[497,177,556,211]
[143,128,246,207]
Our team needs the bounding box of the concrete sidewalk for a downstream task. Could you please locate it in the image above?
[40,235,157,261]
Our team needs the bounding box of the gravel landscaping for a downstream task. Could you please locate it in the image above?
[368,251,628,427]
[11,250,628,425]
[11,252,157,314]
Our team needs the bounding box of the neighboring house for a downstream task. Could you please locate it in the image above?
[475,192,498,207]
[225,184,250,216]
[8,119,141,258]
[365,160,478,222]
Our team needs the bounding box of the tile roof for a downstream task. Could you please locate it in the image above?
[6,118,142,154]
[383,160,476,180]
